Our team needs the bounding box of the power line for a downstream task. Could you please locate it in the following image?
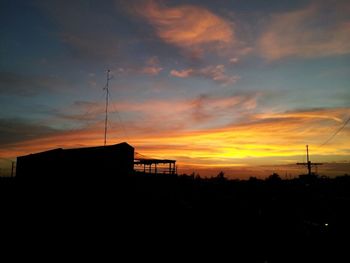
[78,92,105,124]
[108,90,130,141]
[134,152,152,160]
[320,117,350,147]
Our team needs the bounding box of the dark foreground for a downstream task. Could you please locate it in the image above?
[1,173,350,262]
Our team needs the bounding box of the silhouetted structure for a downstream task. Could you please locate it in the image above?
[297,145,323,176]
[134,158,176,175]
[16,142,134,181]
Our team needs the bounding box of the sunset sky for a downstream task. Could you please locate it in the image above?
[1,0,349,177]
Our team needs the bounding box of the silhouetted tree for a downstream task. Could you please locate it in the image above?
[216,171,225,180]
[249,176,258,182]
[266,172,281,182]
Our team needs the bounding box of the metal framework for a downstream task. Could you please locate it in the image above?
[104,69,112,146]
[134,159,176,175]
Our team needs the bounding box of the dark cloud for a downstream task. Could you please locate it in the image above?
[0,71,66,96]
[73,100,100,108]
[60,33,120,61]
[38,0,121,62]
[18,100,105,125]
[0,118,59,146]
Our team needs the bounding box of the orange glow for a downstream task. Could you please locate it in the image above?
[1,102,349,177]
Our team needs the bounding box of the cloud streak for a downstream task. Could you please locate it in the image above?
[170,65,239,86]
[0,118,59,147]
[0,71,66,96]
[115,56,163,76]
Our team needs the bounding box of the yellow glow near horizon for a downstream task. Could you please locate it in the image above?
[1,107,349,178]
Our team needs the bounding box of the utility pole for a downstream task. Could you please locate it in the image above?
[297,145,323,176]
[306,144,311,175]
[11,161,15,177]
[104,69,111,146]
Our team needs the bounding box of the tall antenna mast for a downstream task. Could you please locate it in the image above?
[104,69,111,146]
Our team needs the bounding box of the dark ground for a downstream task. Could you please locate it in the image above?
[1,173,349,262]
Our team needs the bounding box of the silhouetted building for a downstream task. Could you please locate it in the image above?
[16,142,134,181]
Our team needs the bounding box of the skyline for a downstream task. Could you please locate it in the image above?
[1,0,350,177]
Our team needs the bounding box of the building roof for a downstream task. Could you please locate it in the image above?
[17,142,133,159]
[134,159,176,165]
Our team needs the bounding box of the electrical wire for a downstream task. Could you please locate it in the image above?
[320,117,350,147]
[108,91,130,141]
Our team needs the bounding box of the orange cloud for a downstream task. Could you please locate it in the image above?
[170,69,193,78]
[140,56,163,75]
[229,57,239,64]
[170,65,239,85]
[136,0,234,52]
[114,56,163,76]
[259,4,350,60]
[141,66,163,75]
